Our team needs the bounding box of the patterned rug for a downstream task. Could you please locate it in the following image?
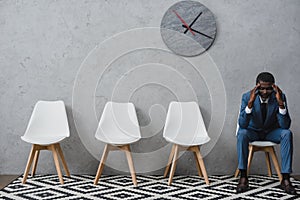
[0,175,299,200]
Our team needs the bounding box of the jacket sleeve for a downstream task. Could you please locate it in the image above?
[277,94,291,129]
[238,93,252,128]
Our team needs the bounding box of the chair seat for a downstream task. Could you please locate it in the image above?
[21,135,67,145]
[250,141,278,147]
[165,135,210,146]
[95,131,140,145]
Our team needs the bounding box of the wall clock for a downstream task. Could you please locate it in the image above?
[160,1,217,57]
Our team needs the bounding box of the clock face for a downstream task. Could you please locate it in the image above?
[160,1,217,56]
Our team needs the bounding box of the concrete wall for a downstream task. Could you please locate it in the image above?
[0,0,299,175]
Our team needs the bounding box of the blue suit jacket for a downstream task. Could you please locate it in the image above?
[238,91,291,132]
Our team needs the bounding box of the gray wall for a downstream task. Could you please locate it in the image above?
[1,0,299,175]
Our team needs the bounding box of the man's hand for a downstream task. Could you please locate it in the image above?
[273,84,285,108]
[248,83,260,108]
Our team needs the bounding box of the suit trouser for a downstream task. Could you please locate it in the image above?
[237,128,293,173]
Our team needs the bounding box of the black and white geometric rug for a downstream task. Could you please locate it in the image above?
[1,175,299,199]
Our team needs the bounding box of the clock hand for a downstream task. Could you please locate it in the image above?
[184,12,202,34]
[182,25,213,39]
[172,10,195,36]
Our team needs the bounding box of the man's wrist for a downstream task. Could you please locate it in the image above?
[247,101,254,109]
[279,105,285,109]
[278,101,285,109]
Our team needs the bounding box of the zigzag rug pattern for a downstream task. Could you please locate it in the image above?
[0,175,299,200]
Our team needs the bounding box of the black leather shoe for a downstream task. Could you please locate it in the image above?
[236,177,249,193]
[280,179,297,195]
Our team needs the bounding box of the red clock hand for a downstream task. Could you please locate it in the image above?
[172,10,195,36]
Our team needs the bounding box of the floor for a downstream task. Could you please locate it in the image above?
[1,174,299,190]
[1,174,300,199]
[0,175,20,189]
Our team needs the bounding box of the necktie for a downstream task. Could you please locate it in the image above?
[261,103,267,123]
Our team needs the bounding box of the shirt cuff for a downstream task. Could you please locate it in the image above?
[245,106,252,114]
[279,107,287,115]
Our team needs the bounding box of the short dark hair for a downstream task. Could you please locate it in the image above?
[256,72,275,84]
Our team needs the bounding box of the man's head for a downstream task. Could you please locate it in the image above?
[256,72,275,101]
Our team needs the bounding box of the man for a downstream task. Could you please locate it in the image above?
[236,72,296,195]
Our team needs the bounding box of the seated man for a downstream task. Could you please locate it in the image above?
[236,72,296,195]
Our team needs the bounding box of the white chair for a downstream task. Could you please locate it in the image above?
[21,101,70,184]
[234,123,282,181]
[163,101,210,185]
[94,102,141,186]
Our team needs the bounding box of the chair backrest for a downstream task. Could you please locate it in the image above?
[95,102,141,143]
[23,101,70,138]
[163,101,209,143]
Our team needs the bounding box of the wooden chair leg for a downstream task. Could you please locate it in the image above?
[194,146,209,185]
[234,168,240,178]
[164,144,175,178]
[50,144,64,184]
[193,151,203,177]
[265,152,272,177]
[94,144,110,185]
[247,145,254,176]
[31,149,40,177]
[124,145,137,186]
[269,147,282,181]
[56,144,70,177]
[22,145,36,184]
[168,144,179,185]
